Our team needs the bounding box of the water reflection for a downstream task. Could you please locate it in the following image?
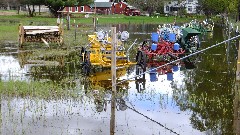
[0,55,30,81]
[80,67,130,112]
[170,25,237,134]
[97,24,158,41]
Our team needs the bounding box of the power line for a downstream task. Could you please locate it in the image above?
[116,34,240,85]
[122,102,180,135]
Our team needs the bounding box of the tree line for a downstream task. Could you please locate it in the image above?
[0,0,93,17]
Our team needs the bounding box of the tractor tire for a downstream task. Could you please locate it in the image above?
[82,51,91,75]
[136,51,146,71]
[80,47,85,61]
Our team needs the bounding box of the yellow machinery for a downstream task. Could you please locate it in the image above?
[18,24,63,47]
[81,31,135,74]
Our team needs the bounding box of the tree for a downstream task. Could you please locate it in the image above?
[127,0,164,16]
[0,0,20,10]
[199,0,238,18]
[20,0,43,17]
[45,0,93,17]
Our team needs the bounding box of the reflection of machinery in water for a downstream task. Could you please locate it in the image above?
[147,62,176,82]
[135,62,176,92]
[135,59,197,90]
[81,67,130,112]
[135,65,146,93]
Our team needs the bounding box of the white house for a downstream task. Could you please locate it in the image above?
[164,0,199,15]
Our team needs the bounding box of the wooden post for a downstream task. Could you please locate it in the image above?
[233,84,240,134]
[110,27,117,135]
[74,19,76,41]
[0,95,1,135]
[67,12,70,30]
[236,40,240,80]
[94,3,97,32]
[235,40,240,135]
[18,23,23,47]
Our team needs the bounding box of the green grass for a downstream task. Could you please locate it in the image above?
[0,13,206,25]
[0,80,81,99]
[94,15,205,24]
[0,25,18,42]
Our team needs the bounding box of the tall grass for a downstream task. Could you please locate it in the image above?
[0,80,81,99]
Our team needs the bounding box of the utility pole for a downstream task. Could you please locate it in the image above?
[94,3,97,31]
[110,27,117,135]
[236,40,240,81]
[234,40,240,134]
[67,11,70,30]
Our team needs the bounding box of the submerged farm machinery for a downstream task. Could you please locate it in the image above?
[136,33,184,70]
[187,19,214,33]
[136,24,184,70]
[179,27,201,53]
[136,23,202,70]
[80,30,135,74]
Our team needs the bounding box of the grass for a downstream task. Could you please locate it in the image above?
[0,11,206,25]
[0,80,81,99]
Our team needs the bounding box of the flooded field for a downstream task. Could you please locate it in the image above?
[0,24,240,135]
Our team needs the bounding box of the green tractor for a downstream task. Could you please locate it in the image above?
[179,27,201,53]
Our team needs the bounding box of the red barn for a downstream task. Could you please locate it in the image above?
[112,2,128,14]
[124,6,141,16]
[91,2,113,15]
[65,5,92,13]
[63,1,140,15]
[64,2,113,15]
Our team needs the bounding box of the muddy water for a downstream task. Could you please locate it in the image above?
[0,24,239,135]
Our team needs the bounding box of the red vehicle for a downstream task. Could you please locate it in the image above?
[124,6,140,16]
[135,33,185,71]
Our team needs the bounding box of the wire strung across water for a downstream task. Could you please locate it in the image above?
[117,100,180,135]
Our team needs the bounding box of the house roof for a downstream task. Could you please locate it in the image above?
[127,6,137,10]
[90,2,113,8]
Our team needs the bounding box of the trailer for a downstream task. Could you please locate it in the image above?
[18,24,63,47]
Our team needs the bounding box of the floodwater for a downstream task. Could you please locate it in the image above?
[0,23,240,135]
